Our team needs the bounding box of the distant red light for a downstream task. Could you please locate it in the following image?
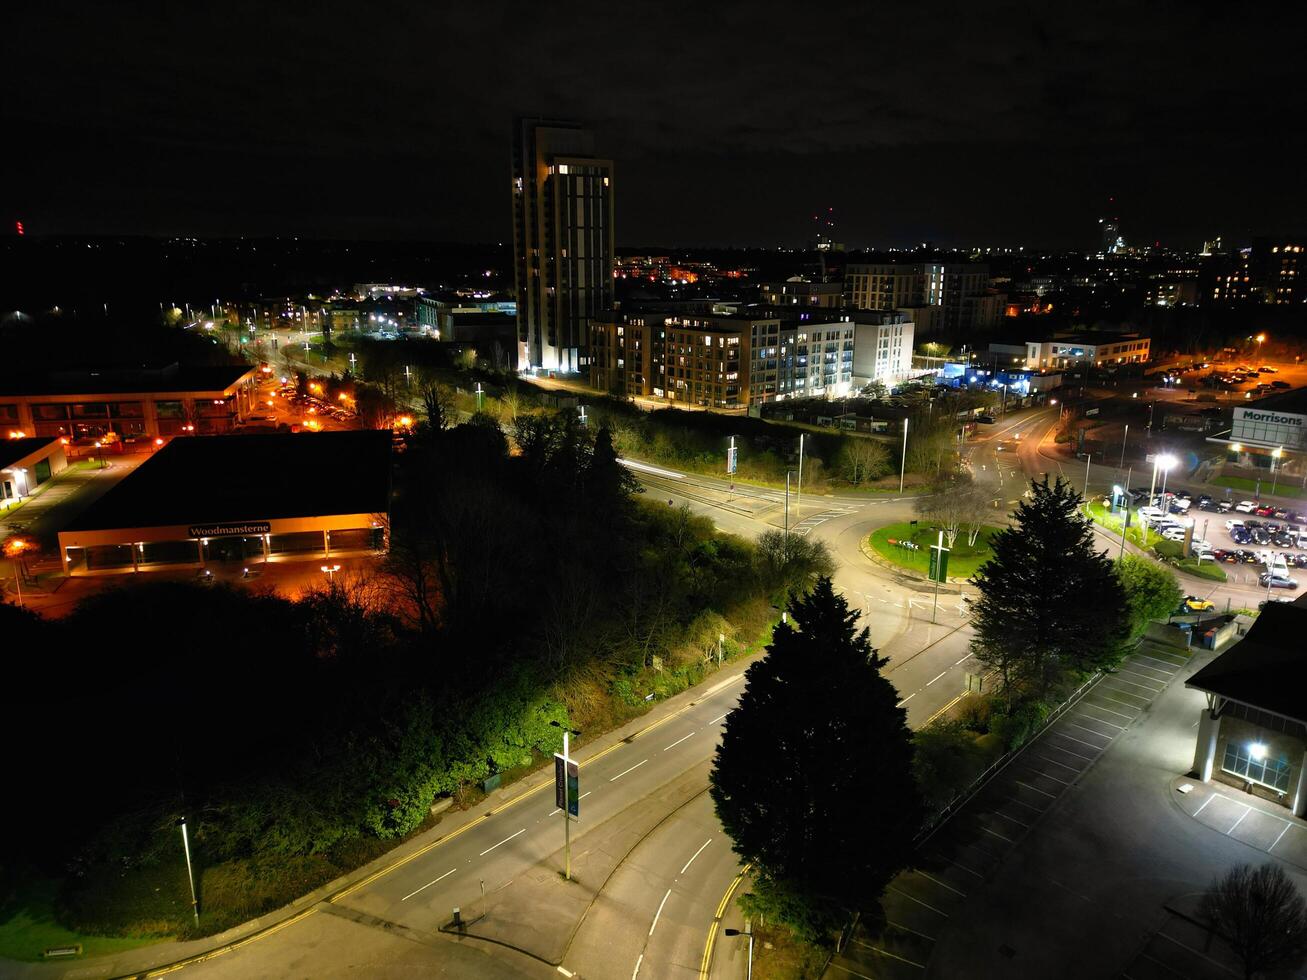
[15,220,23,236]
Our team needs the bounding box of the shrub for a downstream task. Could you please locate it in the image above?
[991,699,1051,750]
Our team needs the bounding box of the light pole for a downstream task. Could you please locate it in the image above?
[320,563,340,583]
[1113,485,1128,562]
[4,537,29,608]
[550,721,581,881]
[1119,423,1129,470]
[784,471,793,540]
[796,433,804,523]
[1271,446,1284,496]
[725,927,754,980]
[1083,453,1092,509]
[899,417,908,494]
[1148,453,1177,508]
[178,816,199,927]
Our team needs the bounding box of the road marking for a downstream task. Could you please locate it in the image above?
[1228,805,1252,835]
[1080,700,1136,721]
[1269,822,1292,852]
[700,864,751,978]
[926,670,948,686]
[1192,794,1217,817]
[886,885,949,917]
[632,953,644,980]
[709,713,729,725]
[681,838,712,874]
[558,968,575,978]
[917,870,966,897]
[664,732,695,751]
[479,828,525,856]
[548,791,590,817]
[401,867,456,901]
[610,759,648,782]
[896,693,917,706]
[1046,729,1106,752]
[1073,712,1126,731]
[649,888,673,935]
[954,653,974,666]
[1013,779,1057,799]
[1034,754,1081,773]
[1065,720,1118,739]
[846,942,927,971]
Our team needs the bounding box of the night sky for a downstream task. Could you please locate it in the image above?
[7,2,1307,249]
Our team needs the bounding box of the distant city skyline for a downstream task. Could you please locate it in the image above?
[6,3,1307,249]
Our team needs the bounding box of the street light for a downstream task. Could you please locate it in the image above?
[1271,446,1284,495]
[320,564,340,582]
[724,927,754,980]
[1148,452,1177,508]
[4,536,31,608]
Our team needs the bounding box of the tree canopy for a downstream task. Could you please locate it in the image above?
[1202,862,1307,979]
[710,578,922,942]
[971,476,1131,702]
[1115,554,1183,640]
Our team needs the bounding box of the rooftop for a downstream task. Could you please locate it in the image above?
[0,437,61,472]
[1186,597,1307,725]
[65,431,392,532]
[0,363,255,398]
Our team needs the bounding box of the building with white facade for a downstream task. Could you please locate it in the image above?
[1020,333,1150,370]
[852,313,914,387]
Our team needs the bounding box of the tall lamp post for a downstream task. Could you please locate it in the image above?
[1271,446,1284,496]
[724,926,754,980]
[899,417,908,494]
[320,563,340,583]
[3,537,30,608]
[1148,452,1177,508]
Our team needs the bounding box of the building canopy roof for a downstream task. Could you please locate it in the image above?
[65,431,392,532]
[0,363,254,398]
[1186,597,1307,725]
[0,437,61,471]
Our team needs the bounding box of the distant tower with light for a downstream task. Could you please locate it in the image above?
[510,118,615,374]
[1098,197,1125,254]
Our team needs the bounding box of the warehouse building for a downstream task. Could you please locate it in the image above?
[1,436,68,511]
[57,431,391,574]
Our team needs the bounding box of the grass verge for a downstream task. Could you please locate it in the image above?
[866,522,1001,579]
[1084,501,1159,549]
[1211,475,1307,500]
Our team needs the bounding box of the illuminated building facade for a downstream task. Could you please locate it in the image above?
[511,118,615,373]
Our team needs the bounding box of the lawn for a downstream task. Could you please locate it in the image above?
[1085,501,1159,549]
[1211,475,1307,500]
[0,877,161,963]
[866,522,1002,579]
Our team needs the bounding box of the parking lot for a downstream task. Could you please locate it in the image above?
[828,638,1194,979]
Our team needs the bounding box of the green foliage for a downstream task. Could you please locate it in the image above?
[711,579,922,944]
[1115,554,1183,640]
[989,699,1051,750]
[1177,557,1228,581]
[913,720,996,813]
[971,476,1131,704]
[1153,539,1184,559]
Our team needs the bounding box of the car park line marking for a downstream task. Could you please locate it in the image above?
[1131,654,1182,671]
[1081,701,1136,721]
[1192,794,1217,817]
[887,919,939,942]
[1002,794,1045,813]
[401,868,456,901]
[610,760,648,782]
[1014,779,1057,799]
[664,732,695,751]
[1073,712,1127,731]
[1227,805,1252,835]
[916,870,966,897]
[681,838,712,874]
[1034,755,1082,774]
[980,825,1014,844]
[1121,662,1174,680]
[1065,720,1118,739]
[990,810,1030,829]
[1022,765,1072,786]
[847,941,927,970]
[1269,823,1292,852]
[1098,688,1149,706]
[1114,668,1166,688]
[1043,736,1098,760]
[1046,729,1107,751]
[887,886,949,917]
[479,829,526,856]
[1108,677,1166,695]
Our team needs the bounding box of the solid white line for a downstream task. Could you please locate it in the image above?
[401,867,456,901]
[1046,730,1106,752]
[1080,700,1136,721]
[1192,794,1217,817]
[926,671,948,686]
[886,885,949,917]
[649,888,672,936]
[610,759,648,782]
[631,953,643,980]
[1074,712,1126,731]
[1065,720,1116,739]
[664,732,695,751]
[681,838,712,874]
[557,968,575,978]
[917,871,966,897]
[479,828,526,856]
[1014,779,1057,799]
[1035,754,1082,773]
[1228,806,1252,835]
[1269,822,1293,852]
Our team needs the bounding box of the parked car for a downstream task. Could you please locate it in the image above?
[1178,596,1215,613]
[1254,505,1277,517]
[1235,500,1258,513]
[1137,506,1166,523]
[1260,572,1299,590]
[1271,380,1291,389]
[1224,519,1245,532]
[1230,530,1252,545]
[1161,527,1187,541]
[977,415,996,424]
[1217,499,1234,512]
[1259,366,1277,373]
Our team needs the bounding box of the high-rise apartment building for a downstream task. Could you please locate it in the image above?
[511,119,615,373]
[844,263,922,311]
[844,261,997,334]
[1209,238,1306,305]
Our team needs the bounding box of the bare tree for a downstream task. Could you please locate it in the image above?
[839,438,890,486]
[1201,863,1307,979]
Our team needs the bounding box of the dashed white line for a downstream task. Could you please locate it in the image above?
[649,887,672,936]
[681,838,712,874]
[954,653,974,666]
[926,671,948,687]
[479,828,526,856]
[664,732,695,751]
[610,759,648,782]
[896,693,918,707]
[631,953,644,980]
[709,713,729,725]
[401,867,456,901]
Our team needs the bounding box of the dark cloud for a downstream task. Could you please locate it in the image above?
[5,1,1306,247]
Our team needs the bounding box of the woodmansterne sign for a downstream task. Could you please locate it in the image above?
[187,522,272,538]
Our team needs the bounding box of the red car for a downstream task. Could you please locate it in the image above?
[1255,505,1277,517]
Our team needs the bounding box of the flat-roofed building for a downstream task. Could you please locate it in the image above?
[0,363,259,442]
[57,430,391,574]
[1022,333,1150,370]
[1,437,68,513]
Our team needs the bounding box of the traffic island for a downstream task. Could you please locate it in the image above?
[864,522,1001,580]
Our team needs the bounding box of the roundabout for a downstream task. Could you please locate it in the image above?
[865,521,1003,580]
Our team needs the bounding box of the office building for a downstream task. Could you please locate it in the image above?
[1017,333,1150,370]
[511,118,615,373]
[0,364,260,441]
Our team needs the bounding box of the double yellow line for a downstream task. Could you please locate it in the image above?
[699,863,751,979]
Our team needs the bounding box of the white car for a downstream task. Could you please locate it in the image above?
[1161,527,1187,541]
[1169,497,1192,513]
[1137,506,1166,523]
[1224,519,1244,532]
[1235,500,1258,513]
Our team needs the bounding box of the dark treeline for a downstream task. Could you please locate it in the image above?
[0,408,826,937]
